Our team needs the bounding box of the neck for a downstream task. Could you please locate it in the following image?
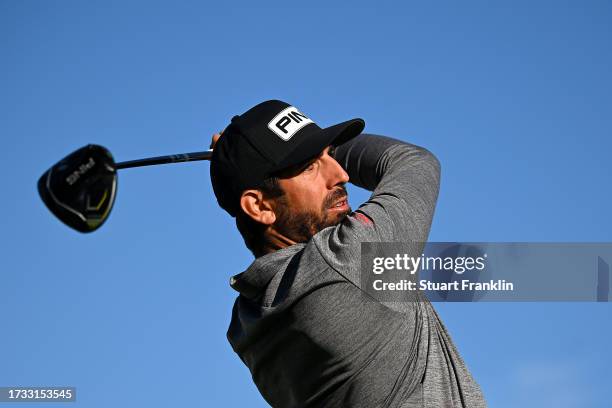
[258,226,297,257]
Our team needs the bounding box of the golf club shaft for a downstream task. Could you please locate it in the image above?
[116,149,213,170]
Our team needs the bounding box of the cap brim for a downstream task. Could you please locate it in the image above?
[274,118,365,171]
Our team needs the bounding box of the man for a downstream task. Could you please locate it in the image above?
[210,100,486,407]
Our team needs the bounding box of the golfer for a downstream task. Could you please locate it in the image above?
[210,100,486,407]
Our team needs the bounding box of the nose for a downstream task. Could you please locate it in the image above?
[323,153,349,188]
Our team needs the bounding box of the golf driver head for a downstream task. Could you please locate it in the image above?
[38,144,117,233]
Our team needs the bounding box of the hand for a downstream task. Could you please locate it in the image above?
[210,129,224,149]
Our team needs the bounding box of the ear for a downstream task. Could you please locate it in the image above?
[240,189,277,225]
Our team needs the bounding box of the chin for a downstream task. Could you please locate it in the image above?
[326,208,352,227]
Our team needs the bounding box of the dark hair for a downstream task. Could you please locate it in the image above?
[235,153,322,257]
[235,176,284,257]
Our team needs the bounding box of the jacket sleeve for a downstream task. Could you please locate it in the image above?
[312,133,441,300]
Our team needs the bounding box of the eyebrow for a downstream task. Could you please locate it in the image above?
[274,148,330,178]
[304,147,332,167]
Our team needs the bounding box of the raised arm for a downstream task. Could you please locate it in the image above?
[335,133,441,242]
[312,133,441,292]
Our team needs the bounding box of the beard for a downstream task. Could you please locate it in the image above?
[273,185,351,243]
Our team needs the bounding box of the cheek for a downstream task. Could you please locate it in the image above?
[281,180,326,212]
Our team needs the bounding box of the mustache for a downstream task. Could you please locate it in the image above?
[323,185,348,209]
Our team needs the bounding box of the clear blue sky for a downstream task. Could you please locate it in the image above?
[1,1,611,407]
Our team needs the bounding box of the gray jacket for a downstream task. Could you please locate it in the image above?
[227,134,486,407]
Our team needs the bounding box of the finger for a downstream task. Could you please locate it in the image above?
[210,133,221,149]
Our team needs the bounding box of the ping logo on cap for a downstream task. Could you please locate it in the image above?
[268,106,314,141]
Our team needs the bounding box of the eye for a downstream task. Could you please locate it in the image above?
[328,146,336,158]
[304,161,316,172]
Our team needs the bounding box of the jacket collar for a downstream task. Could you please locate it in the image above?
[229,244,306,301]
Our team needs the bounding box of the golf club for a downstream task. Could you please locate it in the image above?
[38,144,213,233]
